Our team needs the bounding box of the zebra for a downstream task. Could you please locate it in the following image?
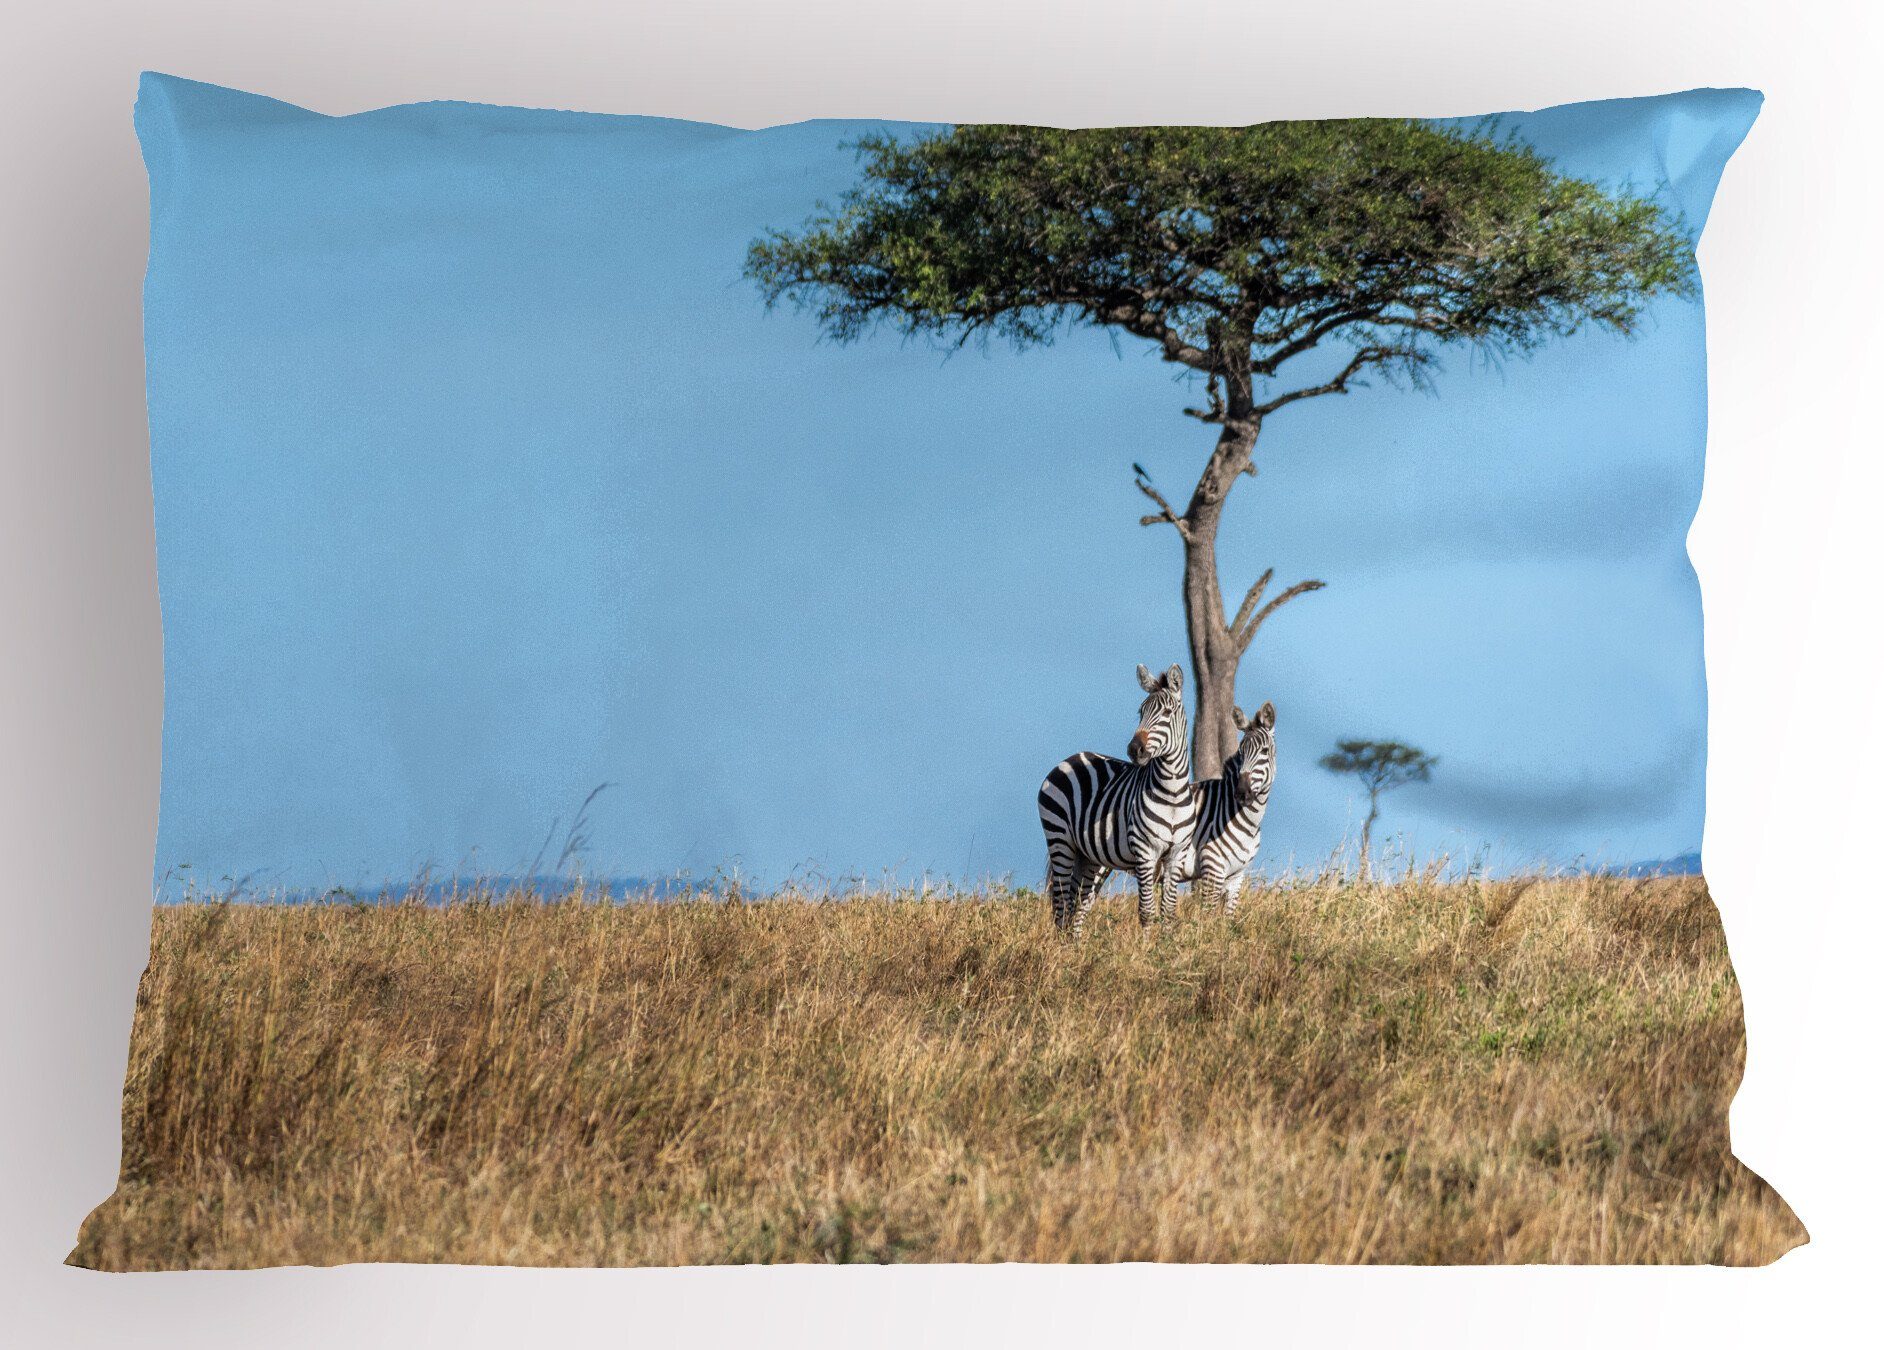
[1184,701,1276,915]
[1037,663,1196,934]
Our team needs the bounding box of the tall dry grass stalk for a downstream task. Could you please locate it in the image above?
[72,875,1803,1268]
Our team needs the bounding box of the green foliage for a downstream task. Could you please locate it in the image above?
[746,120,1696,393]
[1320,739,1437,795]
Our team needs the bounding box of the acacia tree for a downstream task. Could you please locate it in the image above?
[1320,739,1437,881]
[746,122,1693,775]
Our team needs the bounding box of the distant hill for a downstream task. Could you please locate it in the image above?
[261,875,696,905]
[1620,852,1702,878]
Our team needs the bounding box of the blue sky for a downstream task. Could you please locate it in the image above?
[137,75,1759,896]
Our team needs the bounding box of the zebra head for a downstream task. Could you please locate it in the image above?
[1228,701,1277,801]
[1129,664,1186,765]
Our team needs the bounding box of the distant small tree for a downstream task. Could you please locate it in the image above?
[1319,740,1436,881]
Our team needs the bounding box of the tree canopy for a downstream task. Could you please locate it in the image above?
[745,120,1696,409]
[746,121,1697,779]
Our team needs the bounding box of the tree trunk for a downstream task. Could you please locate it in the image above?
[1169,349,1323,780]
[1179,385,1259,780]
[1359,795,1380,882]
[1182,525,1243,780]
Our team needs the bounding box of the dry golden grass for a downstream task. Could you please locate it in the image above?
[71,875,1803,1268]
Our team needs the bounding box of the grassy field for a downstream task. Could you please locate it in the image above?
[71,874,1803,1268]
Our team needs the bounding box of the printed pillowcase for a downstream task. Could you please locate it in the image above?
[73,74,1800,1268]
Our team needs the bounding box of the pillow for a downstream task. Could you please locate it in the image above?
[73,73,1800,1268]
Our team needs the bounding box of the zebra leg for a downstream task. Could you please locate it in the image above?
[1159,853,1181,922]
[1194,869,1219,914]
[1222,872,1246,917]
[1046,843,1076,930]
[1070,864,1107,937]
[1134,859,1160,927]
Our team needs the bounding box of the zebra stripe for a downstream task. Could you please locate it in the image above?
[1189,701,1276,915]
[1038,664,1197,934]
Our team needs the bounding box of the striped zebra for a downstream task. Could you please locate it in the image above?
[1185,701,1276,915]
[1037,663,1196,934]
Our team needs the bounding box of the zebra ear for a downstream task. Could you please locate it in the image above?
[1136,664,1157,692]
[1257,701,1275,729]
[1163,664,1184,692]
[1232,706,1249,730]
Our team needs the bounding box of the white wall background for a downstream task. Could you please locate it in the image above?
[1,2,1876,1345]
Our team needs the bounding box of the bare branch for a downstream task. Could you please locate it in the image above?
[1182,371,1227,424]
[1250,306,1383,376]
[1251,346,1396,418]
[1089,298,1212,370]
[1134,470,1190,539]
[1227,568,1273,638]
[1234,577,1325,650]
